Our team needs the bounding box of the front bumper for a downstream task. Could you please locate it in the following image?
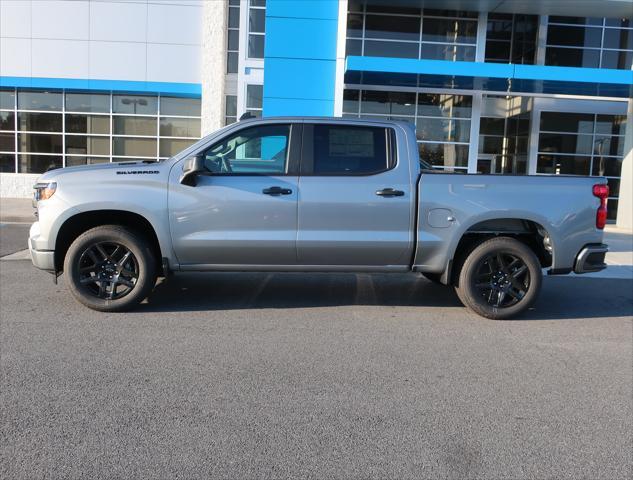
[574,243,608,274]
[28,222,55,272]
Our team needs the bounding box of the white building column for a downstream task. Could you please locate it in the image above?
[201,0,228,136]
[616,97,632,230]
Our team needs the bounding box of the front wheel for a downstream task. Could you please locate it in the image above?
[64,225,157,312]
[455,237,542,320]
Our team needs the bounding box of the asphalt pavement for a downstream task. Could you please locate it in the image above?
[1,256,631,479]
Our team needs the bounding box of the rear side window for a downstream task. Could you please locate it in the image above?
[312,125,390,175]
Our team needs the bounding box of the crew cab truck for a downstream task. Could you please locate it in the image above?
[29,117,609,319]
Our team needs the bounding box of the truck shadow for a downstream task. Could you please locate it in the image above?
[142,272,632,320]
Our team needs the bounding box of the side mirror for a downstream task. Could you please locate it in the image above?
[179,154,205,186]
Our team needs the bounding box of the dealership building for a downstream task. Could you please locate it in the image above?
[1,0,632,227]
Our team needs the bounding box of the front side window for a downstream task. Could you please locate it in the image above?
[202,124,289,174]
[312,125,389,175]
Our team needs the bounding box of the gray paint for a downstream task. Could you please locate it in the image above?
[29,117,606,278]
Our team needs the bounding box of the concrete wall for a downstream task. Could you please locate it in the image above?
[201,0,227,135]
[0,173,39,198]
[616,98,632,231]
[0,0,202,85]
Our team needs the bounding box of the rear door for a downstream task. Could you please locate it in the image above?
[297,122,414,267]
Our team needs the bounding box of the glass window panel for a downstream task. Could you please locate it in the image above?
[228,29,239,50]
[485,40,512,62]
[0,111,15,131]
[0,132,14,151]
[65,135,109,156]
[0,153,15,172]
[18,90,63,111]
[549,16,603,26]
[540,112,595,134]
[601,50,633,70]
[418,142,468,168]
[18,133,62,153]
[250,0,266,7]
[591,156,623,177]
[479,117,505,136]
[361,90,415,115]
[416,118,470,142]
[347,13,363,38]
[479,136,504,154]
[313,125,388,175]
[363,40,419,58]
[18,154,63,173]
[487,15,513,41]
[595,115,626,136]
[112,95,157,115]
[538,133,593,155]
[113,116,156,136]
[607,199,618,220]
[65,93,110,113]
[367,4,420,15]
[605,18,631,28]
[603,28,633,50]
[160,97,201,117]
[113,137,157,157]
[227,52,239,73]
[422,18,477,44]
[225,95,237,118]
[65,114,110,134]
[545,47,600,68]
[202,124,289,174]
[225,116,237,126]
[346,39,362,56]
[246,84,263,109]
[348,0,364,12]
[17,112,62,132]
[65,156,110,167]
[594,135,624,156]
[248,34,265,58]
[159,117,200,137]
[228,7,239,28]
[159,138,196,157]
[606,178,620,197]
[1,90,16,109]
[537,154,591,175]
[547,25,602,47]
[417,94,472,118]
[423,9,478,19]
[249,8,265,33]
[343,89,359,114]
[365,14,420,41]
[421,43,475,61]
[245,109,262,118]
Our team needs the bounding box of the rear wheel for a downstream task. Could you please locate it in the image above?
[455,237,542,319]
[64,225,157,312]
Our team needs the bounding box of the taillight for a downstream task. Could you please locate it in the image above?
[593,184,609,229]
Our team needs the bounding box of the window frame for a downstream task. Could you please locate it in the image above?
[198,122,301,177]
[300,123,397,177]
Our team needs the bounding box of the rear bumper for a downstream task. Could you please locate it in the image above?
[574,243,608,274]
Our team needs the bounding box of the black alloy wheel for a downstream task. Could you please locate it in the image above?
[78,242,139,300]
[474,252,530,308]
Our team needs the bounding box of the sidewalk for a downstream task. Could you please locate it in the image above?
[0,198,34,223]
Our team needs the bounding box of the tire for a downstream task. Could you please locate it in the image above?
[421,272,443,284]
[454,237,542,320]
[63,225,157,312]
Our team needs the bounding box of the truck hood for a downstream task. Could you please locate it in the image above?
[37,161,166,183]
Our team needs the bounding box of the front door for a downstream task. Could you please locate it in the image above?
[296,123,414,267]
[169,123,300,267]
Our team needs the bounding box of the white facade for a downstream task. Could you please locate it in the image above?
[0,0,202,84]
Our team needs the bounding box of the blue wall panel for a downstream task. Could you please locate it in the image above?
[263,0,339,117]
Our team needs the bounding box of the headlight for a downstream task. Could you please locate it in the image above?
[33,182,57,202]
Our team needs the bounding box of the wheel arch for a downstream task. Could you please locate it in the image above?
[55,210,164,274]
[443,216,555,285]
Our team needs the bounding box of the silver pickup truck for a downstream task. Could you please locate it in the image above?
[29,117,609,319]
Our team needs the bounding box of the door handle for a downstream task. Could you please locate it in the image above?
[263,186,292,195]
[375,188,405,197]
